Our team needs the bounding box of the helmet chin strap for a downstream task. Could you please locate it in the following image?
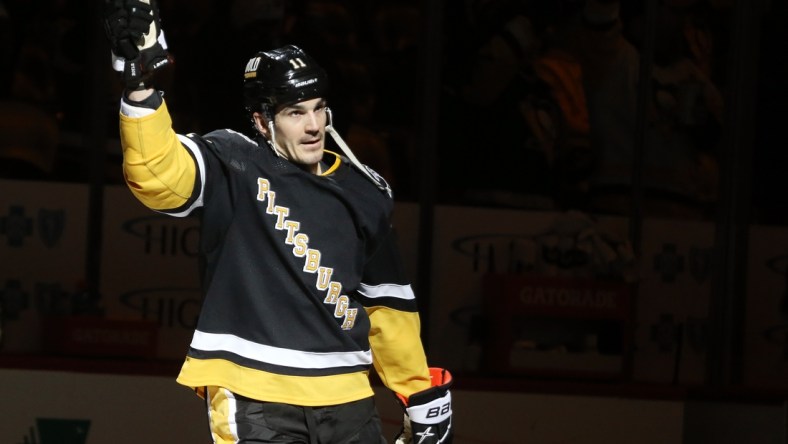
[265,120,288,159]
[325,108,392,197]
[256,108,287,159]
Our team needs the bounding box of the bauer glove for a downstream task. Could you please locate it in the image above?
[395,368,453,444]
[103,0,171,90]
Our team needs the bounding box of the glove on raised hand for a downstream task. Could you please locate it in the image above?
[103,0,171,90]
[395,368,453,444]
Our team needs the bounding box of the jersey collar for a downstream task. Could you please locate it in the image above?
[320,150,342,176]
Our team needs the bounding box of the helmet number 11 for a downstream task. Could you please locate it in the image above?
[288,58,307,69]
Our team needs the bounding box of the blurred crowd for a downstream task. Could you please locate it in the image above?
[1,0,785,223]
[440,0,731,220]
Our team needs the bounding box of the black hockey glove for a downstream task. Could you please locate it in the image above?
[395,368,453,444]
[103,0,171,90]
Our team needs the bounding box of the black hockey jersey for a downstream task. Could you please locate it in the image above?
[118,99,430,406]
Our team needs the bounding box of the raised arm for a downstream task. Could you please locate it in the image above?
[119,89,198,211]
[104,1,198,212]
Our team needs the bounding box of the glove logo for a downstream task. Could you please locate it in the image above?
[426,401,451,419]
[416,426,435,444]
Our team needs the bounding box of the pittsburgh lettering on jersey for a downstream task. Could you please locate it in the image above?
[256,177,358,330]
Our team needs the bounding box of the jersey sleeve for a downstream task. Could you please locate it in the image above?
[357,228,431,398]
[119,95,204,216]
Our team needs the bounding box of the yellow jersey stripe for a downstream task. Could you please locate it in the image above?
[177,357,375,406]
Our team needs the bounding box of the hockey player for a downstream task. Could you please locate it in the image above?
[103,1,452,443]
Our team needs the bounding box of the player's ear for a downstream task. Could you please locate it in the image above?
[253,112,269,136]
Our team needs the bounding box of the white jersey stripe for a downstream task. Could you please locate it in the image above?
[358,283,415,300]
[191,330,372,369]
[161,134,206,218]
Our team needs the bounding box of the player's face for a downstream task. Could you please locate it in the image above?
[268,98,327,173]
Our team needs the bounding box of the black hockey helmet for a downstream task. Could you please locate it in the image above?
[242,45,329,117]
